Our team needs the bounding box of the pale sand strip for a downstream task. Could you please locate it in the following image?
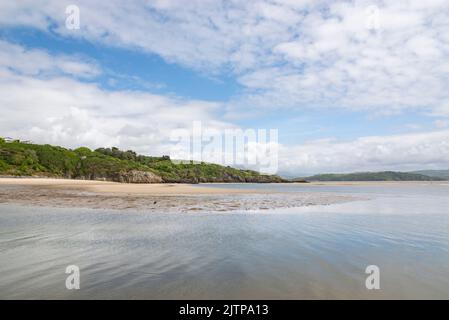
[0,178,259,195]
[1,178,446,192]
[0,178,359,212]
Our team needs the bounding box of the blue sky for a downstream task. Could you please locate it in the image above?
[1,25,437,141]
[1,1,449,174]
[0,27,241,100]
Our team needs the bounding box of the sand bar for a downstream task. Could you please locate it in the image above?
[0,178,359,212]
[0,178,259,195]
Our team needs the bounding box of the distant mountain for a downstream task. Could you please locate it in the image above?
[410,170,449,180]
[297,171,446,182]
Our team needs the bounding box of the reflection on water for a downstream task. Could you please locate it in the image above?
[1,184,449,299]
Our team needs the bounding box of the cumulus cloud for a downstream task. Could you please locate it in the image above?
[0,40,100,78]
[0,41,231,156]
[233,0,449,115]
[1,0,449,116]
[280,129,449,174]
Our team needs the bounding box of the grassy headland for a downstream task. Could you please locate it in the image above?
[0,138,285,183]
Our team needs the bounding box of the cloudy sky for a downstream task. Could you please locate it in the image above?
[1,0,449,175]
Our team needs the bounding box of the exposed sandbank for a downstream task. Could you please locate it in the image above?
[0,178,360,212]
[0,178,256,195]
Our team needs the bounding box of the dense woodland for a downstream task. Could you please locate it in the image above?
[0,138,285,183]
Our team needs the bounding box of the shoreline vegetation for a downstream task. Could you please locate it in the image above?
[0,138,286,184]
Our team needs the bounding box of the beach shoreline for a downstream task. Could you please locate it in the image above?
[0,177,259,195]
[0,177,358,212]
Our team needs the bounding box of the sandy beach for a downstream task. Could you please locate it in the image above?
[0,178,257,195]
[0,178,357,212]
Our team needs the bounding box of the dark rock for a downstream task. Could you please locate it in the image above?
[115,170,163,183]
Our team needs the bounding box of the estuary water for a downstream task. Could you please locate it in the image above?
[1,183,449,299]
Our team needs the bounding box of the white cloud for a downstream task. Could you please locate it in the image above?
[434,119,449,129]
[280,129,449,174]
[0,42,230,156]
[1,1,449,116]
[233,1,449,115]
[0,40,100,78]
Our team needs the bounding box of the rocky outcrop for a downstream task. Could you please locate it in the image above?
[186,173,287,183]
[115,170,163,183]
[244,175,285,183]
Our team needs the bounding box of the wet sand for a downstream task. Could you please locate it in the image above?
[0,178,357,212]
[2,181,449,299]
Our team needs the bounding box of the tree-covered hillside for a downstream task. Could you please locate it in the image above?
[298,171,445,182]
[0,138,285,183]
[411,170,449,180]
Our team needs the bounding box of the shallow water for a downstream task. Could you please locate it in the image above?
[1,183,449,299]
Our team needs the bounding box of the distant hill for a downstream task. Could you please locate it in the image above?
[410,170,449,180]
[0,138,286,184]
[297,171,445,182]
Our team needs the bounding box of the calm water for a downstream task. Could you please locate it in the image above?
[1,183,449,299]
